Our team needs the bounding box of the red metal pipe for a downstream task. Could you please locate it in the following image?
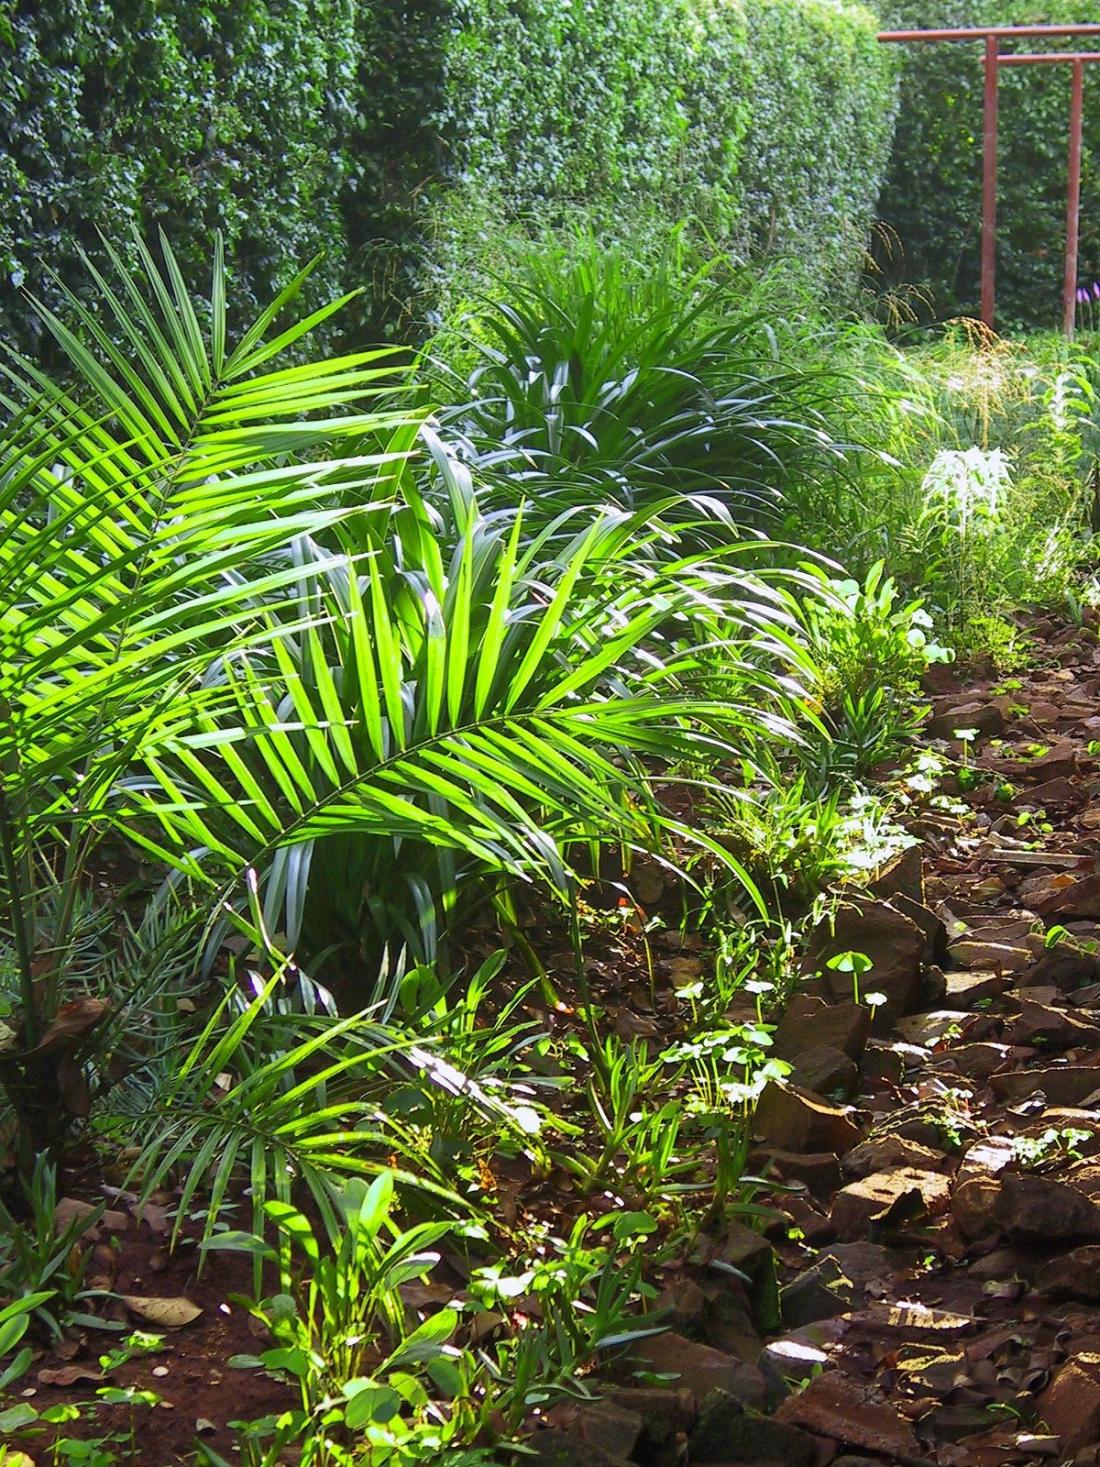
[1064,58,1086,336]
[880,25,1100,42]
[982,34,999,328]
[882,23,1100,334]
[999,53,1100,65]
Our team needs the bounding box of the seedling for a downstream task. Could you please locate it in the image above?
[954,727,979,790]
[826,950,874,1006]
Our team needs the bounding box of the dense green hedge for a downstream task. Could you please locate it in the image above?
[433,0,896,295]
[1,0,897,359]
[438,0,750,231]
[878,2,1100,329]
[0,1,359,363]
[739,0,899,288]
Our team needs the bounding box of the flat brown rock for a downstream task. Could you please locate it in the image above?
[532,1401,643,1467]
[950,1137,1015,1240]
[753,1148,841,1197]
[841,1134,944,1180]
[947,939,1032,972]
[821,1241,898,1296]
[895,1009,970,1046]
[990,1061,1100,1106]
[868,843,925,903]
[1037,1355,1100,1452]
[859,1041,908,1086]
[952,1181,1002,1242]
[754,1082,861,1157]
[831,1167,950,1242]
[1031,872,1100,919]
[1008,998,1100,1048]
[1036,1245,1100,1299]
[774,1371,919,1457]
[995,741,1078,783]
[927,1040,1014,1080]
[790,1044,859,1097]
[928,700,1004,740]
[1022,776,1081,807]
[629,1331,765,1410]
[806,899,925,1030]
[995,1173,1100,1242]
[773,996,871,1062]
[944,969,1010,1006]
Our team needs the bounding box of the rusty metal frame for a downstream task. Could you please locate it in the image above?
[879,25,1100,334]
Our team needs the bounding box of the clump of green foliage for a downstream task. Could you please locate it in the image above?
[770,313,1100,663]
[0,1,360,362]
[429,231,850,539]
[0,219,1045,1466]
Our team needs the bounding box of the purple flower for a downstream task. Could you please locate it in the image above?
[1079,287,1088,304]
[1092,281,1100,300]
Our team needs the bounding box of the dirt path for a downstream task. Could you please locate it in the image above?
[535,613,1100,1467]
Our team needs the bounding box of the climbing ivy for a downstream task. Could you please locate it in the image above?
[0,0,358,362]
[0,0,897,358]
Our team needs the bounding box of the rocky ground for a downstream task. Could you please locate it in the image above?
[18,615,1100,1466]
[533,613,1100,1467]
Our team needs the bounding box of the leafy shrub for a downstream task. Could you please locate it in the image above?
[1,232,811,1026]
[904,335,1098,643]
[206,1172,475,1463]
[739,0,900,292]
[133,473,809,980]
[803,562,950,710]
[430,235,849,538]
[437,0,750,234]
[770,316,1100,641]
[0,232,420,1150]
[878,0,1100,328]
[426,0,897,313]
[705,761,909,903]
[800,562,950,779]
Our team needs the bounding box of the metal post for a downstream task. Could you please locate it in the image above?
[881,26,1100,333]
[985,35,1003,330]
[981,34,999,328]
[1064,57,1086,337]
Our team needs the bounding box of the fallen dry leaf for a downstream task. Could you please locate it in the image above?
[38,1364,104,1386]
[134,1201,170,1235]
[57,1051,93,1117]
[120,1295,202,1328]
[54,1196,129,1236]
[32,997,110,1053]
[852,1300,975,1331]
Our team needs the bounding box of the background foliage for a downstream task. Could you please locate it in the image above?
[877,1,1100,329]
[739,0,899,291]
[0,0,359,364]
[0,0,896,359]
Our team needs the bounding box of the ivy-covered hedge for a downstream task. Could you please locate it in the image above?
[1,0,897,358]
[434,0,896,293]
[438,0,750,232]
[878,2,1100,329]
[0,1,359,363]
[739,0,899,288]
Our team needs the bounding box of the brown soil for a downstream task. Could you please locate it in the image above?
[11,1222,293,1463]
